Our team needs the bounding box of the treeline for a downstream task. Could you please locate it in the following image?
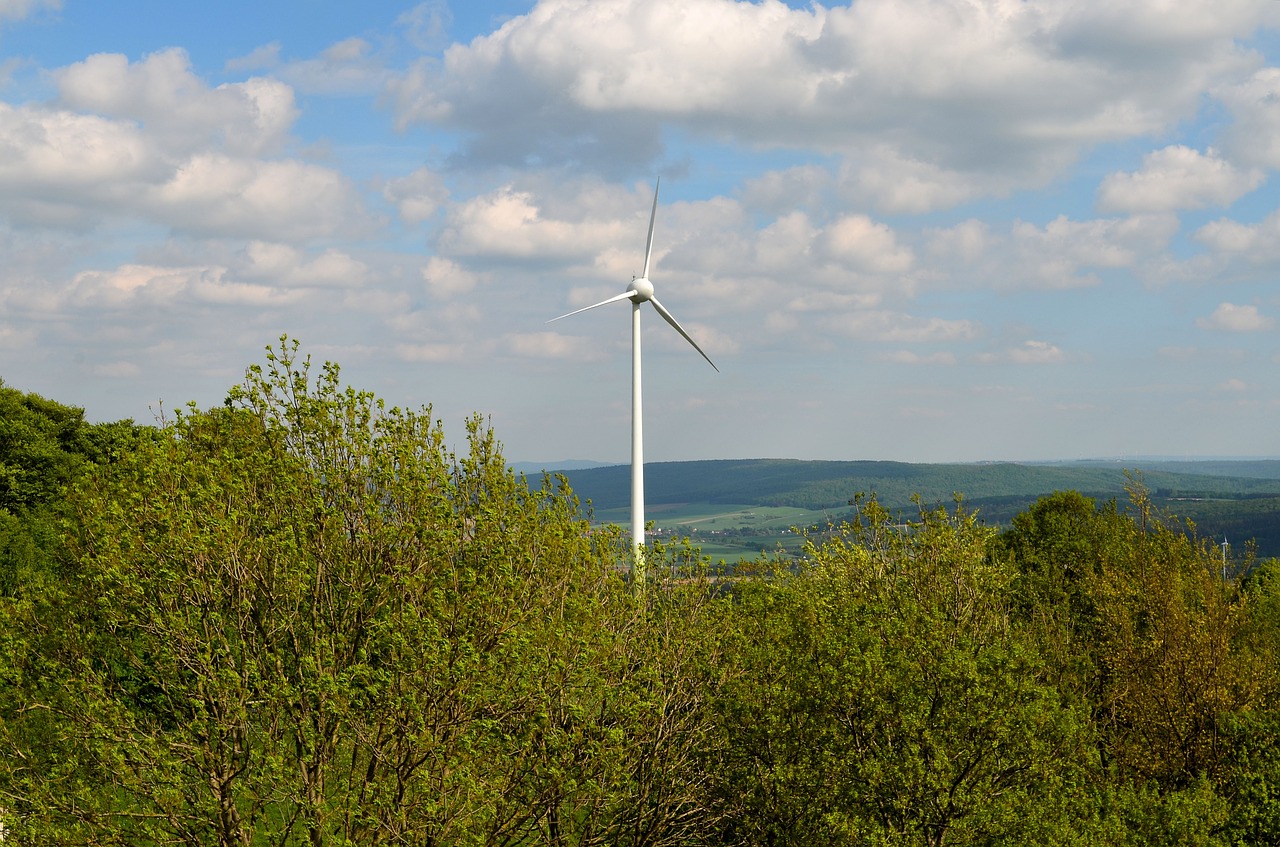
[2,341,1280,846]
[562,460,1280,558]
[559,459,1280,514]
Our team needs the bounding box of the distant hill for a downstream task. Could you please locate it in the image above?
[510,459,617,474]
[557,459,1280,557]
[557,458,1280,511]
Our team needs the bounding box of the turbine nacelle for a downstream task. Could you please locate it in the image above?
[628,277,655,303]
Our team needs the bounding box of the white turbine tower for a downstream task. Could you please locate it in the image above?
[550,180,717,585]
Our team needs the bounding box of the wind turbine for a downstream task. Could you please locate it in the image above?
[549,180,717,585]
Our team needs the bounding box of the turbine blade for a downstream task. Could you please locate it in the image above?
[641,179,659,280]
[649,296,718,372]
[547,290,634,322]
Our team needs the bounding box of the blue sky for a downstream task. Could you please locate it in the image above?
[2,0,1279,464]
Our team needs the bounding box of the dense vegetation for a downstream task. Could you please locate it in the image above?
[3,341,1279,846]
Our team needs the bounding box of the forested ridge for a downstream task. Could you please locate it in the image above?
[558,459,1280,557]
[3,340,1280,846]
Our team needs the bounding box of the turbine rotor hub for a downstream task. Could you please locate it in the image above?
[628,277,655,302]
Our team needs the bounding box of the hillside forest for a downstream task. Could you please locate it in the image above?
[3,338,1280,846]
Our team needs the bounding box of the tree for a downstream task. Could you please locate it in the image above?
[0,380,144,595]
[712,497,1096,846]
[4,339,704,846]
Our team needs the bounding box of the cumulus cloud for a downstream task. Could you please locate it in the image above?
[1097,145,1263,212]
[1217,67,1280,169]
[383,167,450,224]
[0,52,365,241]
[927,219,989,264]
[61,263,308,309]
[56,49,297,156]
[1197,302,1275,332]
[819,214,914,275]
[148,154,362,241]
[0,104,163,222]
[1008,214,1178,288]
[421,256,484,298]
[240,242,368,288]
[740,165,829,215]
[1195,209,1280,263]
[388,0,1271,206]
[438,184,632,260]
[841,147,987,214]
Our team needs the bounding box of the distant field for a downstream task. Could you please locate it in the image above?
[604,502,832,528]
[589,502,829,563]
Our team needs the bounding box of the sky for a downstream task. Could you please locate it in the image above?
[2,0,1280,465]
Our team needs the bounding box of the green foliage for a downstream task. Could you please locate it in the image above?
[5,349,1280,845]
[712,497,1097,846]
[0,380,147,598]
[0,379,142,514]
[0,339,723,846]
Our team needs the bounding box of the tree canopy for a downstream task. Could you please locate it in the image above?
[1,340,1279,846]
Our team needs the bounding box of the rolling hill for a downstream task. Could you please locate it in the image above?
[546,458,1280,558]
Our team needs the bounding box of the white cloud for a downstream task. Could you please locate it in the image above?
[1008,214,1178,288]
[842,147,986,214]
[0,0,58,21]
[62,263,307,309]
[225,42,282,74]
[505,331,595,359]
[383,167,450,224]
[1195,209,1280,263]
[0,104,162,210]
[824,310,980,344]
[878,350,958,365]
[740,166,828,214]
[92,361,142,378]
[397,1,453,51]
[149,154,362,241]
[1197,302,1275,332]
[438,184,631,259]
[1218,67,1280,169]
[56,49,297,156]
[975,340,1066,364]
[1216,377,1250,392]
[1097,145,1263,212]
[394,342,470,363]
[927,219,989,265]
[0,53,361,241]
[240,242,368,288]
[421,256,484,299]
[0,323,36,348]
[275,38,393,95]
[389,0,1270,204]
[819,214,914,275]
